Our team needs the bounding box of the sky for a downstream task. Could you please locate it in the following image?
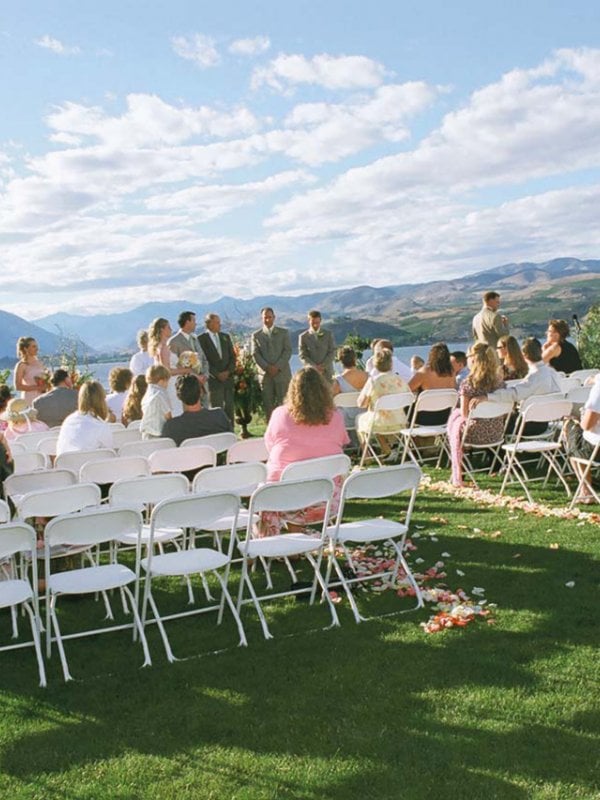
[1,0,600,318]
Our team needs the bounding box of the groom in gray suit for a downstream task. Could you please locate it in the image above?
[251,307,292,421]
[168,311,210,407]
[298,309,336,380]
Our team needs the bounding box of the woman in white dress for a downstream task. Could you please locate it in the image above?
[147,318,192,416]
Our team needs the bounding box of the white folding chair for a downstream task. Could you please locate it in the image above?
[38,434,60,460]
[557,375,581,394]
[236,477,338,640]
[569,369,599,383]
[400,388,458,466]
[458,401,513,487]
[44,507,151,681]
[18,482,102,523]
[325,464,423,623]
[334,392,363,443]
[564,386,591,406]
[140,493,247,661]
[11,430,54,452]
[127,419,142,431]
[227,437,268,464]
[7,441,26,455]
[119,437,176,459]
[281,454,351,483]
[55,448,116,474]
[359,391,414,467]
[13,451,47,474]
[0,500,10,522]
[4,469,78,516]
[79,456,150,485]
[108,422,125,430]
[112,428,143,451]
[181,432,237,456]
[0,522,46,687]
[500,398,573,502]
[569,430,600,509]
[148,444,216,474]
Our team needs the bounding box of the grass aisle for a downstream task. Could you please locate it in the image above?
[0,476,599,800]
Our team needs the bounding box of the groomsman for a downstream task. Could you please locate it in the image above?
[251,307,292,421]
[298,309,336,380]
[168,311,210,406]
[198,313,236,423]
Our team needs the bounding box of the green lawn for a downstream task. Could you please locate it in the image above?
[1,469,599,800]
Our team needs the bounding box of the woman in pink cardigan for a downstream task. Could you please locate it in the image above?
[256,367,349,537]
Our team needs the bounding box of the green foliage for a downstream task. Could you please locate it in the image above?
[0,368,10,387]
[341,332,371,366]
[578,304,600,368]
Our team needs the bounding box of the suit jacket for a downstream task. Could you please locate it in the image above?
[251,326,292,381]
[198,331,236,383]
[298,328,336,378]
[32,386,78,428]
[168,330,209,378]
[472,307,509,348]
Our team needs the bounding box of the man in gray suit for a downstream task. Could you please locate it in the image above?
[251,307,292,421]
[32,368,78,428]
[168,311,210,407]
[472,290,510,348]
[298,309,336,380]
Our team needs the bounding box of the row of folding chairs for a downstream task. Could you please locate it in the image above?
[0,459,423,687]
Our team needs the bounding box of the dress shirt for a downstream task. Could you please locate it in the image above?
[489,361,561,404]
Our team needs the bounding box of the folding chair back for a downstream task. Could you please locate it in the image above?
[112,428,143,450]
[45,506,141,550]
[119,437,176,458]
[565,386,591,406]
[18,482,102,520]
[467,400,514,421]
[340,463,421,502]
[569,369,599,383]
[557,376,581,394]
[569,430,600,509]
[38,434,60,458]
[79,456,150,484]
[227,437,268,464]
[374,391,414,417]
[410,388,458,418]
[192,462,267,497]
[126,419,142,430]
[334,391,361,409]
[181,432,237,453]
[109,473,189,508]
[13,452,47,474]
[4,469,77,510]
[12,430,54,451]
[55,448,116,473]
[149,444,216,474]
[520,393,563,412]
[8,441,26,455]
[281,454,351,482]
[108,422,125,430]
[521,398,572,426]
[0,499,9,523]
[150,492,240,535]
[248,477,333,517]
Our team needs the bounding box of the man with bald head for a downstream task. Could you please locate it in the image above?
[198,313,236,424]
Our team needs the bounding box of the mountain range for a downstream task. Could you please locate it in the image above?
[1,257,598,361]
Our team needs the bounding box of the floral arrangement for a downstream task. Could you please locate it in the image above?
[232,340,263,434]
[50,335,95,389]
[177,350,200,371]
[35,369,53,393]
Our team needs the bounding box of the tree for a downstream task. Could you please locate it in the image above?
[578,304,600,368]
[341,333,371,368]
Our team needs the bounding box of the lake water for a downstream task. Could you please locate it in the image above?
[88,342,470,389]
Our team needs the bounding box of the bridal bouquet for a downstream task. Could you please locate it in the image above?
[178,351,200,371]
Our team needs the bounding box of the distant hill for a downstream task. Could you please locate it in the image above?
[0,310,93,368]
[29,257,600,353]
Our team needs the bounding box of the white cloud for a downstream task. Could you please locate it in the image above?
[34,35,80,55]
[251,53,387,92]
[229,36,270,56]
[171,33,220,68]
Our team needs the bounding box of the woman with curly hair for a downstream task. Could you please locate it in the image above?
[447,342,506,487]
[542,319,582,374]
[496,335,528,380]
[256,367,349,537]
[122,373,147,426]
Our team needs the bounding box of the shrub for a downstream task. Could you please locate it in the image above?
[578,303,600,368]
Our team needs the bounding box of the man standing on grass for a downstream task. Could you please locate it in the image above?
[199,313,236,424]
[472,290,509,348]
[168,310,209,407]
[251,307,292,422]
[298,310,336,381]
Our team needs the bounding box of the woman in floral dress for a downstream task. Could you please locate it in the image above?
[447,342,506,486]
[356,348,410,457]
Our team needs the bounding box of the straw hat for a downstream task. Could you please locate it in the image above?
[0,398,39,424]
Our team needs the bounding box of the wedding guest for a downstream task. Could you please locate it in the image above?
[256,367,349,537]
[496,336,528,380]
[13,337,46,404]
[161,375,231,446]
[122,374,147,426]
[32,368,78,428]
[56,381,113,455]
[332,346,368,443]
[366,339,412,382]
[129,330,154,377]
[542,319,582,373]
[408,342,456,424]
[2,398,49,442]
[106,367,133,423]
[0,385,12,432]
[569,374,600,503]
[447,342,506,487]
[410,355,424,373]
[450,351,469,387]
[357,348,410,459]
[298,310,336,381]
[140,365,171,439]
[148,318,192,417]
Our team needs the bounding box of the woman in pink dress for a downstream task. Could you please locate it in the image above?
[13,337,47,404]
[2,398,49,442]
[256,367,349,537]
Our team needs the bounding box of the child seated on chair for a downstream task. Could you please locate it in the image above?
[140,365,171,439]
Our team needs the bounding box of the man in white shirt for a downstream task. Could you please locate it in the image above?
[129,330,154,376]
[487,338,561,404]
[365,339,412,382]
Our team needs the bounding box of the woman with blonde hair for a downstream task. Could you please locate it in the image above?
[256,367,349,537]
[447,342,506,486]
[13,337,47,404]
[147,318,191,416]
[2,398,49,442]
[122,373,147,426]
[56,381,113,455]
[356,348,410,457]
[496,335,527,380]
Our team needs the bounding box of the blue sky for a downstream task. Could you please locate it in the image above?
[1,0,600,317]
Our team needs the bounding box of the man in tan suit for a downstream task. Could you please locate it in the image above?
[298,309,336,380]
[472,291,509,348]
[251,307,292,421]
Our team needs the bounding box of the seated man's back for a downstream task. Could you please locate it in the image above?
[162,407,232,446]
